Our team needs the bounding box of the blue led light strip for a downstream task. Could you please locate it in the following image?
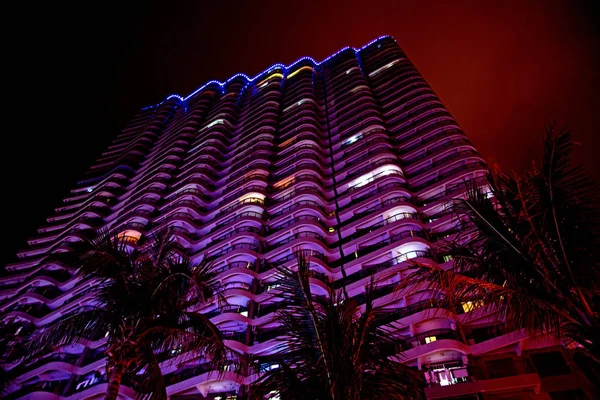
[142,35,394,111]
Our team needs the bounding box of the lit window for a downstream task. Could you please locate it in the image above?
[256,73,284,87]
[86,187,93,193]
[239,310,248,317]
[461,300,484,313]
[266,283,282,291]
[328,227,335,233]
[206,119,224,129]
[442,255,454,262]
[425,336,437,344]
[344,134,362,146]
[279,137,296,148]
[118,230,142,244]
[274,176,295,190]
[351,85,368,93]
[349,165,401,190]
[286,66,313,79]
[369,59,400,77]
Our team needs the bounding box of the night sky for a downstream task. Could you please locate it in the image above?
[2,0,599,267]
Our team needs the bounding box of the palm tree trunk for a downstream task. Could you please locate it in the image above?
[104,363,124,400]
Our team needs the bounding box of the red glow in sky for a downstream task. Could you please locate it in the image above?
[144,0,598,176]
[2,0,599,266]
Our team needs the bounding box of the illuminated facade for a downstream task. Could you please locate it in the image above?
[1,36,593,400]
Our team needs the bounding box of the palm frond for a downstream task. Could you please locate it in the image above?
[134,345,167,400]
[532,123,600,310]
[138,311,228,370]
[138,227,182,268]
[252,256,423,400]
[25,306,112,357]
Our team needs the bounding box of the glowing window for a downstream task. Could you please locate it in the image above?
[240,192,266,202]
[461,300,484,313]
[266,283,282,291]
[351,85,368,93]
[273,176,295,190]
[256,73,284,87]
[425,336,437,344]
[206,119,224,129]
[369,59,401,77]
[283,98,311,113]
[118,230,142,244]
[344,134,362,146]
[350,165,401,190]
[279,137,296,148]
[286,66,313,79]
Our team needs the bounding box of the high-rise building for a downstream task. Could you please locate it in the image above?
[1,36,593,400]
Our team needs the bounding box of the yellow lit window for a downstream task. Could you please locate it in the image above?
[328,227,335,233]
[256,73,284,87]
[286,66,313,79]
[461,300,484,313]
[425,336,437,344]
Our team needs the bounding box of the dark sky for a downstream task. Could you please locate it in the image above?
[2,0,599,267]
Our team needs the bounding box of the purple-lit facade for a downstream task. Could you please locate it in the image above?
[1,36,593,400]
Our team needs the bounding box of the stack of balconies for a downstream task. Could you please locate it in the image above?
[1,36,586,400]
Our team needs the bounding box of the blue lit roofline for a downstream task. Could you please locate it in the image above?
[142,35,394,110]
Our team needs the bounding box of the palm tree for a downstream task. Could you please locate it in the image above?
[250,256,423,400]
[400,123,600,384]
[0,319,29,395]
[25,229,228,400]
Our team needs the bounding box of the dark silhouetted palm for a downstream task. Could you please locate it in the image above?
[0,319,29,395]
[251,256,423,400]
[400,123,600,385]
[25,229,228,400]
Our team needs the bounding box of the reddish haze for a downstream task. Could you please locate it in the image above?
[2,0,598,266]
[142,0,599,176]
